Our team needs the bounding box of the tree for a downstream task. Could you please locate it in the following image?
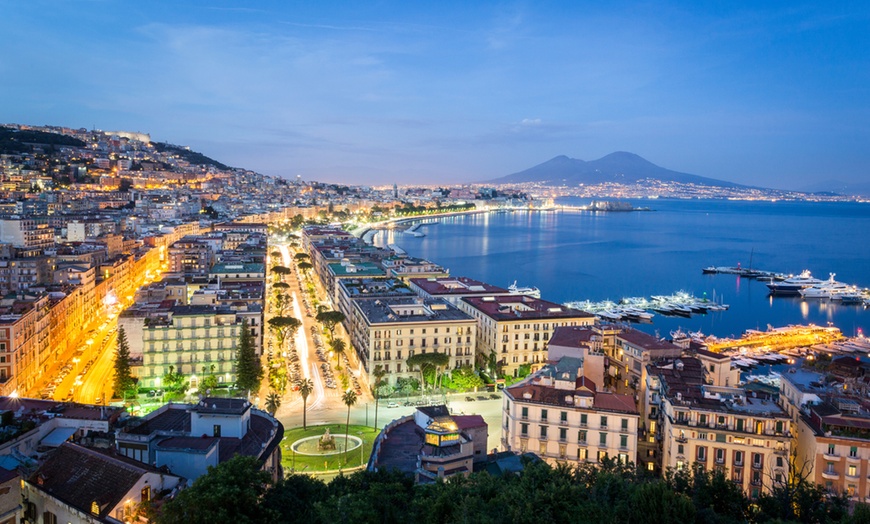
[372,365,387,429]
[265,391,281,415]
[342,389,358,465]
[331,338,347,370]
[270,265,292,282]
[268,316,301,348]
[163,365,186,394]
[158,455,276,524]
[200,364,218,391]
[316,310,346,341]
[450,365,484,391]
[406,352,450,391]
[270,250,281,259]
[235,318,263,396]
[297,261,313,274]
[294,253,310,261]
[113,326,135,398]
[299,378,314,430]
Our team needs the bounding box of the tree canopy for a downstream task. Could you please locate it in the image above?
[155,457,858,524]
[315,310,345,339]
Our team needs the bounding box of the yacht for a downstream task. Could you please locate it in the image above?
[799,274,856,299]
[767,270,825,295]
[508,281,541,299]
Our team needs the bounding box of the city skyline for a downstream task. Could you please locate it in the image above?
[2,1,869,189]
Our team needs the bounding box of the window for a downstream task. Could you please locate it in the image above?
[541,409,548,421]
[43,512,57,524]
[561,411,568,423]
[559,427,567,441]
[828,444,836,455]
[716,448,725,464]
[851,446,859,458]
[776,456,783,468]
[598,450,608,462]
[578,430,587,444]
[142,485,151,502]
[521,406,529,419]
[697,446,707,461]
[849,464,858,477]
[213,424,221,437]
[619,453,628,464]
[578,448,588,461]
[599,432,607,446]
[600,416,608,428]
[677,444,684,455]
[540,426,548,439]
[734,450,744,466]
[775,420,784,433]
[621,418,629,431]
[580,413,588,427]
[520,423,529,436]
[699,414,707,425]
[752,454,762,468]
[620,434,628,449]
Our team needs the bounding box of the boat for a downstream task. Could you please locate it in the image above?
[767,270,825,295]
[799,274,856,299]
[508,281,541,298]
[836,293,865,304]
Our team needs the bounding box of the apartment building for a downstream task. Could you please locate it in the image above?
[0,295,50,396]
[335,278,415,333]
[460,295,595,377]
[349,296,477,387]
[0,216,53,255]
[408,276,511,307]
[654,359,791,497]
[611,328,682,391]
[502,356,639,466]
[138,304,263,389]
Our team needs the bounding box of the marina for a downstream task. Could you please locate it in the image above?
[565,291,729,323]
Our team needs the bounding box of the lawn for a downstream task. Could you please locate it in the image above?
[281,424,381,475]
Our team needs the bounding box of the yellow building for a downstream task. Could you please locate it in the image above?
[460,295,594,377]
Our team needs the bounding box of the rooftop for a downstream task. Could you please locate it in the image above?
[409,276,509,296]
[355,297,473,325]
[618,329,681,351]
[462,295,594,321]
[548,325,598,349]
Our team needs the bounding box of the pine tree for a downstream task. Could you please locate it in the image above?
[235,318,263,396]
[113,326,135,398]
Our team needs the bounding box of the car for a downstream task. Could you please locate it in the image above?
[465,396,476,402]
[387,401,400,408]
[477,395,488,401]
[489,394,501,400]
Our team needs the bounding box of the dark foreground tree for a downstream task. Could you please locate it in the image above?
[158,455,275,524]
[316,310,345,340]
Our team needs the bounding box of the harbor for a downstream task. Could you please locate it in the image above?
[565,291,729,323]
[704,265,870,305]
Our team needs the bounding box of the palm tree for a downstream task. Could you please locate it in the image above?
[372,364,387,430]
[331,338,347,371]
[299,378,314,430]
[341,389,358,465]
[265,391,281,415]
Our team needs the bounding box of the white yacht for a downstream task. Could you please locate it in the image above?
[800,274,857,299]
[767,270,825,295]
[508,281,541,299]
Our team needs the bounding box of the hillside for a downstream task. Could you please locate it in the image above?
[489,152,743,188]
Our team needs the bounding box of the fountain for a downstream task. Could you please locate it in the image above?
[291,429,362,456]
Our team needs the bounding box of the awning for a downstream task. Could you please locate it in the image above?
[40,427,78,448]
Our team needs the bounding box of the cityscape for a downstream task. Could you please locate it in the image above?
[0,123,867,523]
[3,1,870,523]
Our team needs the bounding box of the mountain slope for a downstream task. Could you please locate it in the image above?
[489,152,742,188]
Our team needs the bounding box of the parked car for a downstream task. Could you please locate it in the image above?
[465,396,476,402]
[387,401,400,408]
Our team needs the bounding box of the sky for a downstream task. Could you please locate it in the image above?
[1,1,869,189]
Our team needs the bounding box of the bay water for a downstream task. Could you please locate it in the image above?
[374,198,870,340]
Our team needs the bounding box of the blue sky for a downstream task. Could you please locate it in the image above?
[2,1,869,189]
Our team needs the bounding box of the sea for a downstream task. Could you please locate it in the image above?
[373,198,870,340]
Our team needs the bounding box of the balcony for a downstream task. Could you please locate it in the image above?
[675,436,688,444]
[823,452,840,461]
[821,470,839,481]
[751,462,763,470]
